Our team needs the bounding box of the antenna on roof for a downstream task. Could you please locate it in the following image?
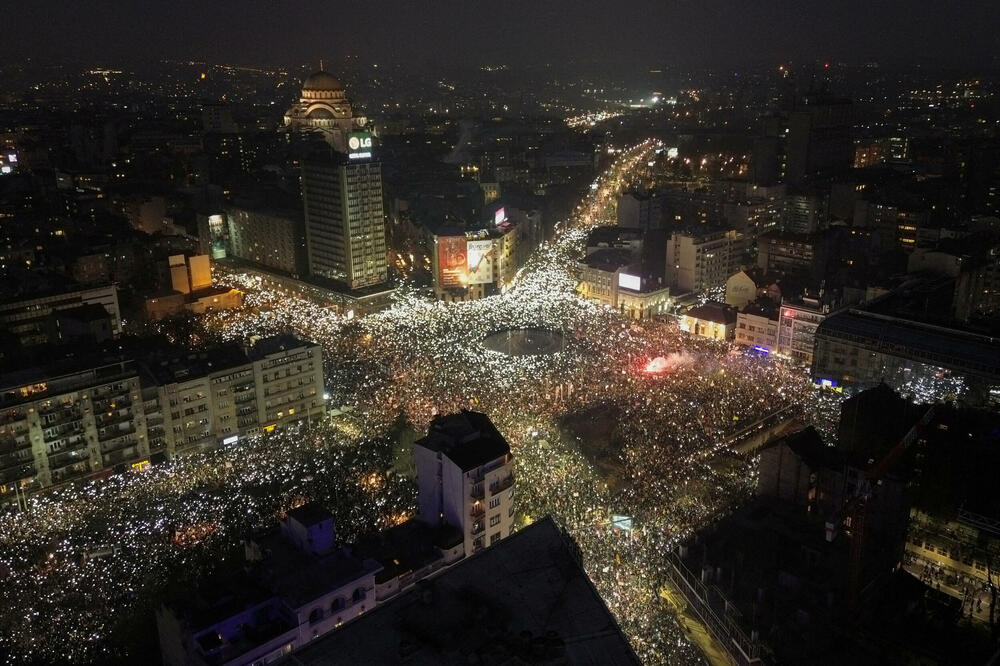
[319,59,324,71]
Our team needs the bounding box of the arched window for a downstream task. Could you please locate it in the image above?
[352,588,364,603]
[308,608,322,625]
[331,597,345,612]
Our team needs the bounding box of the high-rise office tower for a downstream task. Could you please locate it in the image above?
[301,147,388,289]
[289,66,387,289]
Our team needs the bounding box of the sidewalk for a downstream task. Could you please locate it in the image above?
[659,583,734,666]
[902,563,993,623]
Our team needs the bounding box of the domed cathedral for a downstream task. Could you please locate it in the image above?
[283,66,369,153]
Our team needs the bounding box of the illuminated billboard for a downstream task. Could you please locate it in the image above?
[347,131,373,160]
[466,239,494,284]
[207,213,228,259]
[494,207,506,226]
[618,273,641,291]
[208,214,225,234]
[437,236,468,289]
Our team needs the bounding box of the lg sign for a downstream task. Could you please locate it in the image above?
[348,135,372,151]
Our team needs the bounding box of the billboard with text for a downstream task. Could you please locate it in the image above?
[466,239,494,284]
[438,236,468,289]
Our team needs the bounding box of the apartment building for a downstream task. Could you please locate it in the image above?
[0,358,151,498]
[666,228,745,294]
[735,300,780,352]
[777,297,833,366]
[414,410,515,555]
[0,335,325,504]
[0,283,120,347]
[153,335,325,456]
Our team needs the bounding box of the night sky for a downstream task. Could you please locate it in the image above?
[4,1,998,69]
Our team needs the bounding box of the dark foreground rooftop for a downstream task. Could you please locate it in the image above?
[280,516,639,666]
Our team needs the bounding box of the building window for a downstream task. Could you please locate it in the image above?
[488,497,501,510]
[489,514,501,527]
[308,608,322,625]
[490,532,501,545]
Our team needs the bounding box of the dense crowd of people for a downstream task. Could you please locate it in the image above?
[0,140,841,664]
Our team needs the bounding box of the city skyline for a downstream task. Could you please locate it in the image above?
[1,5,999,665]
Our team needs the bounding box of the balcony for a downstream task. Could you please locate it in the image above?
[470,483,484,501]
[470,504,485,519]
[490,474,514,496]
[94,396,132,413]
[101,435,138,453]
[0,412,26,426]
[40,407,84,428]
[0,456,34,479]
[48,449,90,472]
[98,425,136,443]
[96,411,133,429]
[43,422,85,442]
[237,415,259,429]
[471,522,485,536]
[103,447,139,466]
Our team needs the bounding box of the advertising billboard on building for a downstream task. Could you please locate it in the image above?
[207,213,228,259]
[438,236,467,288]
[466,239,494,284]
[618,273,641,291]
[494,207,506,226]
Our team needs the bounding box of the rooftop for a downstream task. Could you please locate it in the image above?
[286,502,334,528]
[416,410,511,472]
[686,302,738,325]
[580,248,634,272]
[740,297,779,319]
[141,342,250,385]
[586,226,644,246]
[816,309,1000,377]
[353,518,447,585]
[281,517,639,666]
[252,524,380,609]
[52,302,112,323]
[247,334,316,361]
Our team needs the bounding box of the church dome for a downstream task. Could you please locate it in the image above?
[302,71,342,92]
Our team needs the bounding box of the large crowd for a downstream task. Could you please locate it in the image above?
[0,140,843,664]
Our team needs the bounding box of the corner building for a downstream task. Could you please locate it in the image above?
[414,411,515,555]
